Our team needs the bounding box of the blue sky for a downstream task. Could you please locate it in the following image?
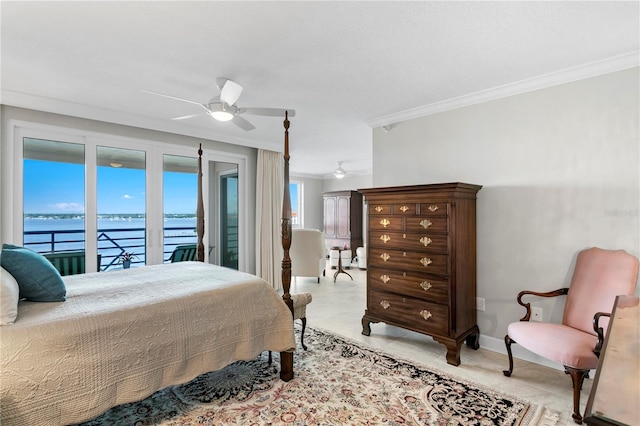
[24,160,200,214]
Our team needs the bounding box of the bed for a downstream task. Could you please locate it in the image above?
[0,113,297,425]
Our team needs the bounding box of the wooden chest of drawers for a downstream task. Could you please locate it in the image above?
[359,183,482,366]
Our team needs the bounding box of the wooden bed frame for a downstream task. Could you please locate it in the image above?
[195,111,295,381]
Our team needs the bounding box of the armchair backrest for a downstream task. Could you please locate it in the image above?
[169,244,197,262]
[563,247,638,335]
[290,229,326,277]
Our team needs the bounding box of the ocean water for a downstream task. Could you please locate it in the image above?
[24,216,197,270]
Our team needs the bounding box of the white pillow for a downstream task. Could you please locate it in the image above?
[1,266,20,325]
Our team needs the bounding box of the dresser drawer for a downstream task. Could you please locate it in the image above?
[369,230,448,253]
[368,266,449,303]
[369,248,449,276]
[369,204,392,215]
[369,290,449,335]
[391,204,417,215]
[405,216,448,233]
[369,216,404,231]
[419,202,449,216]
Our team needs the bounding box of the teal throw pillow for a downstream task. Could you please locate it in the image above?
[0,244,66,302]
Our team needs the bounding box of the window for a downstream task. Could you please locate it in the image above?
[290,181,303,228]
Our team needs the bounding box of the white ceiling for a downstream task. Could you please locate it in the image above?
[2,1,638,177]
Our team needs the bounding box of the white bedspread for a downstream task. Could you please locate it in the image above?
[0,262,295,425]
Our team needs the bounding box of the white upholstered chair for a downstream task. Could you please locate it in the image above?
[290,229,326,283]
[356,246,367,270]
[329,249,352,269]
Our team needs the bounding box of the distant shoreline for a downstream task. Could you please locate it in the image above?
[24,213,197,219]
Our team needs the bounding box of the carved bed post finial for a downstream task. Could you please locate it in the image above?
[281,111,293,314]
[196,143,205,262]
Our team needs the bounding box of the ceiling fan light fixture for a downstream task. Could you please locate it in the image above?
[334,161,346,178]
[209,103,235,121]
[210,110,234,121]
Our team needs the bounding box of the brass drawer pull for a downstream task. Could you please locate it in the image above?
[380,253,390,262]
[380,218,390,228]
[380,234,391,243]
[420,257,432,267]
[400,205,409,212]
[420,236,432,247]
[428,205,439,212]
[380,274,390,284]
[420,281,432,291]
[420,310,433,320]
[420,219,432,229]
[380,300,390,310]
[375,206,384,213]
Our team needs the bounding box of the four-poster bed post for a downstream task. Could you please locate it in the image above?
[196,143,205,262]
[280,111,294,381]
[193,114,295,381]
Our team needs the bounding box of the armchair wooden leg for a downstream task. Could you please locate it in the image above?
[503,334,516,377]
[299,317,308,350]
[565,366,589,424]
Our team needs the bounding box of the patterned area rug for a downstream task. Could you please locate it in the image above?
[79,327,554,425]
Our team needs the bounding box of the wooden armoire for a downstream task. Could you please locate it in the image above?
[359,183,482,366]
[323,190,363,253]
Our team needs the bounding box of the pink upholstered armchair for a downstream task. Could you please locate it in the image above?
[503,247,639,424]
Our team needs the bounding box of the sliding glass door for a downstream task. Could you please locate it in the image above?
[96,146,146,270]
[22,138,86,259]
[15,124,249,273]
[163,154,198,263]
[220,170,238,269]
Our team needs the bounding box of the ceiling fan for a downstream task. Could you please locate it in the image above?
[333,161,347,179]
[143,78,295,131]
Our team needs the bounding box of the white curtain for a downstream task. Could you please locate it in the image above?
[255,149,284,291]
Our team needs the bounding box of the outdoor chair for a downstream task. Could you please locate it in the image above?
[168,244,197,262]
[503,247,639,424]
[44,251,102,276]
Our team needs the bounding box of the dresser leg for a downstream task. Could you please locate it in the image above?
[433,337,462,366]
[361,315,378,336]
[465,327,480,350]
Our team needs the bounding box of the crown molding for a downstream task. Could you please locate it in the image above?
[366,51,640,128]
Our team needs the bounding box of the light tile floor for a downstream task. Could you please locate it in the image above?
[289,261,592,426]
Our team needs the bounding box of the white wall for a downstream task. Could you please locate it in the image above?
[322,174,373,193]
[290,174,325,231]
[372,68,640,351]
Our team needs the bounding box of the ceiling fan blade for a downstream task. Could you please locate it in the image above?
[219,79,243,106]
[240,107,296,117]
[231,115,256,131]
[141,90,205,107]
[172,112,207,120]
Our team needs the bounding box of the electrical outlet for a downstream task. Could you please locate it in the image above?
[476,297,485,311]
[531,307,543,321]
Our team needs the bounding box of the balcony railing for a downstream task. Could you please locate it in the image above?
[23,226,220,271]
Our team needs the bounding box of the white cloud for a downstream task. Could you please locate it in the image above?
[49,202,84,212]
[122,194,135,200]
